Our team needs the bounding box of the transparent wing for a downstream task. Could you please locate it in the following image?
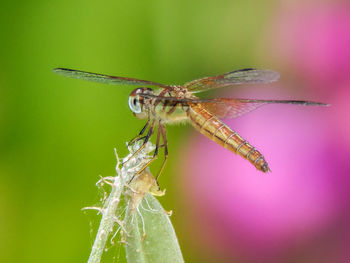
[199,98,328,119]
[53,68,169,88]
[141,93,327,119]
[184,68,280,93]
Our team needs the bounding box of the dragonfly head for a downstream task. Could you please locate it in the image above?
[128,87,153,119]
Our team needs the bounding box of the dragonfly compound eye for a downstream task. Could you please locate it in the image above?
[128,95,142,114]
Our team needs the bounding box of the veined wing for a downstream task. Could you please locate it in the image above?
[199,98,328,119]
[141,93,328,119]
[184,68,280,93]
[53,68,169,88]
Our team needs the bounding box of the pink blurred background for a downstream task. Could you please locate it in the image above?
[1,0,349,262]
[179,2,350,263]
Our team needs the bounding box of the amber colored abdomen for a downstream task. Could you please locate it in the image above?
[187,105,270,172]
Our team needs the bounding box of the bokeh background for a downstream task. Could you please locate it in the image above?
[1,0,349,262]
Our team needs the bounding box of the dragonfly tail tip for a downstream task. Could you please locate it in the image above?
[261,163,271,173]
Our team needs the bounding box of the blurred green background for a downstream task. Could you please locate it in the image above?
[1,0,342,263]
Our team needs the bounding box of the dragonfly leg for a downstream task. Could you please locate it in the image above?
[129,118,150,145]
[129,122,162,182]
[124,119,155,165]
[156,123,168,183]
[134,135,147,143]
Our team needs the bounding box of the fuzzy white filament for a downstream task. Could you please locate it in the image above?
[86,141,155,263]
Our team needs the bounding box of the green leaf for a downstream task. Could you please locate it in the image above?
[124,193,184,263]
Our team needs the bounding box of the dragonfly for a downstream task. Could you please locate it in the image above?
[54,67,327,181]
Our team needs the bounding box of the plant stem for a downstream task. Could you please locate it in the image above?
[86,142,155,263]
[87,176,123,263]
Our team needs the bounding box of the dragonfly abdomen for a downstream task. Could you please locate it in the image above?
[188,105,270,172]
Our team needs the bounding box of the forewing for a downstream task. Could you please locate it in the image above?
[53,68,169,88]
[139,93,327,119]
[138,95,266,118]
[184,68,280,92]
[200,98,265,119]
[200,98,328,119]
